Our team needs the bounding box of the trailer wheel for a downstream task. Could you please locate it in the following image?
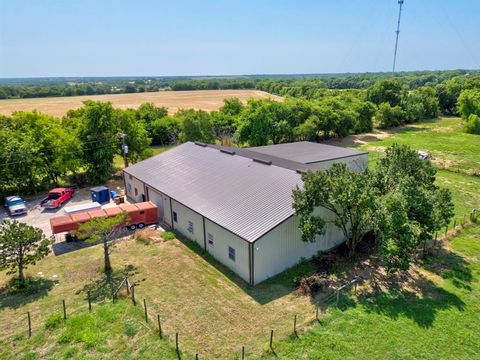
[137,223,145,229]
[122,226,130,233]
[129,224,137,231]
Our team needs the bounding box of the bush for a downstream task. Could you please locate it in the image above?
[375,102,405,129]
[161,231,175,240]
[45,313,63,330]
[124,319,138,337]
[465,114,480,135]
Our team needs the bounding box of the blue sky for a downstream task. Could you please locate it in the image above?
[0,0,479,77]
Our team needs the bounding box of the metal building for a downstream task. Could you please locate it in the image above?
[123,141,367,285]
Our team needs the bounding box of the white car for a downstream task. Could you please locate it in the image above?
[4,196,28,216]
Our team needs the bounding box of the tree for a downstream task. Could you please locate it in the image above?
[292,164,377,256]
[178,109,214,143]
[115,109,151,162]
[219,97,244,116]
[375,102,404,129]
[0,220,50,286]
[76,212,128,274]
[79,101,119,183]
[149,116,182,145]
[294,115,318,141]
[367,79,408,107]
[457,89,480,119]
[373,144,454,244]
[465,114,480,135]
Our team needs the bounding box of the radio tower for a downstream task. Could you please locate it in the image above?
[392,0,404,73]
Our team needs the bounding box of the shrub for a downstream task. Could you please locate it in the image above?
[161,231,175,240]
[124,319,138,337]
[465,114,480,135]
[375,102,405,129]
[45,313,63,330]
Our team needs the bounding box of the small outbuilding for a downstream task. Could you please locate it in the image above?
[123,141,367,285]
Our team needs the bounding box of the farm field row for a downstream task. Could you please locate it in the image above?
[0,89,282,117]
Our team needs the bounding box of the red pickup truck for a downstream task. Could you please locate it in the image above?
[40,188,75,209]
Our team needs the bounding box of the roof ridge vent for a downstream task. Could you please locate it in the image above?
[194,141,207,147]
[253,157,272,166]
[220,149,236,155]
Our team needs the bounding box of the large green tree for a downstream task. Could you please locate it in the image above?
[79,101,119,183]
[292,164,377,256]
[0,220,50,286]
[178,109,215,143]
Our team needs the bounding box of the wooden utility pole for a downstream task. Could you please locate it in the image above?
[118,132,129,168]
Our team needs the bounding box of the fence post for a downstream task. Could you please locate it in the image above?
[131,285,136,305]
[143,299,148,322]
[293,315,297,335]
[27,311,32,338]
[195,354,199,360]
[241,346,245,360]
[62,300,67,320]
[175,332,179,354]
[125,276,130,296]
[157,314,162,339]
[269,329,273,348]
[316,306,319,321]
[87,291,92,312]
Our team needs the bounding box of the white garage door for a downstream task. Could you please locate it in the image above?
[147,187,164,222]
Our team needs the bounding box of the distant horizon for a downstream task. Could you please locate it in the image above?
[1,67,479,81]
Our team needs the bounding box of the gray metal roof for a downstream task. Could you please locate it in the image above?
[124,142,302,242]
[248,141,367,164]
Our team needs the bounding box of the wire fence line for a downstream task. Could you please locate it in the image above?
[10,208,479,358]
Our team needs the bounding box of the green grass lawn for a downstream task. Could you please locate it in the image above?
[264,224,480,360]
[357,117,480,175]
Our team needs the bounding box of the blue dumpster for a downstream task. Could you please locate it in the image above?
[91,186,110,204]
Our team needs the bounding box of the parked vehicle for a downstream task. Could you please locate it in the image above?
[40,188,75,209]
[49,201,158,235]
[4,196,27,216]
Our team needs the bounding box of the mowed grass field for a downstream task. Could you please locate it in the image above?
[0,89,282,117]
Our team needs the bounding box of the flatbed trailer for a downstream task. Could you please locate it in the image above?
[50,201,158,235]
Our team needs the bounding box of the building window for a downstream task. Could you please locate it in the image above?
[173,211,178,223]
[228,246,236,262]
[127,184,132,193]
[134,188,138,196]
[208,233,214,247]
[188,221,194,234]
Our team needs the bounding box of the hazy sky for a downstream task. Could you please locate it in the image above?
[0,0,479,77]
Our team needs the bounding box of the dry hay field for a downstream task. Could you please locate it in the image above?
[0,89,282,117]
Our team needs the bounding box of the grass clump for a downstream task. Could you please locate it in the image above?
[161,231,175,240]
[44,313,63,330]
[124,319,138,337]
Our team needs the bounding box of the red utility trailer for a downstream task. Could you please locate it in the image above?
[50,201,158,235]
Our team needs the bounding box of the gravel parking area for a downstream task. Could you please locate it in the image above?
[1,181,125,239]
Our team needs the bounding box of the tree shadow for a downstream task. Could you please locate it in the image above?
[419,247,473,291]
[75,264,140,302]
[0,277,57,309]
[358,274,465,328]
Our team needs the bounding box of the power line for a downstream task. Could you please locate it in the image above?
[392,0,405,74]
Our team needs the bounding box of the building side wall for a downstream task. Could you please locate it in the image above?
[307,153,368,172]
[124,172,146,203]
[146,187,172,227]
[253,207,345,284]
[204,219,250,283]
[171,199,204,248]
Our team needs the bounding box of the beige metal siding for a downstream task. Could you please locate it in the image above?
[171,200,204,248]
[124,173,146,202]
[146,187,172,226]
[204,219,250,283]
[253,207,345,284]
[307,153,368,172]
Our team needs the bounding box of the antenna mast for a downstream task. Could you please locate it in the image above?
[392,0,404,73]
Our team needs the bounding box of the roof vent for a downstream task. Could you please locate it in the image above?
[296,168,307,174]
[253,158,272,166]
[194,141,207,147]
[220,149,236,155]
